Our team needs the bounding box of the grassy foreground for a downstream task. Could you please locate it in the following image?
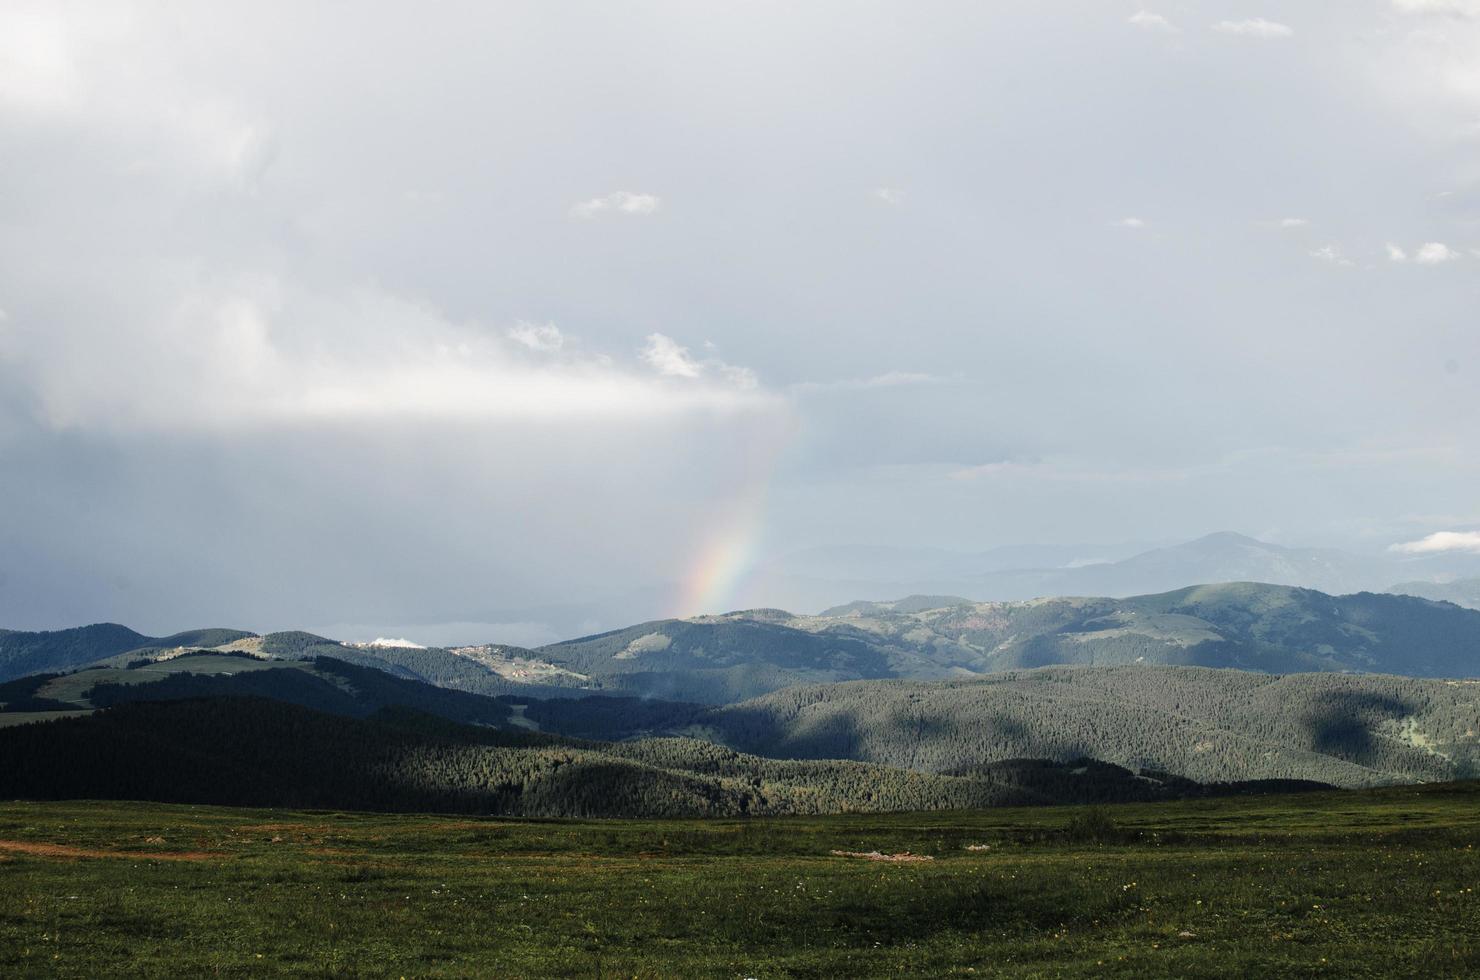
[1,786,1479,978]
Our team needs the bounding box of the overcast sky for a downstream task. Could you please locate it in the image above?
[3,1,1480,640]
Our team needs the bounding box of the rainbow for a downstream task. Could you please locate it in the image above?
[673,484,772,618]
[671,420,795,618]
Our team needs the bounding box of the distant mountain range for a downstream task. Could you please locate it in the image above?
[1388,578,1480,611]
[7,580,1480,702]
[750,531,1480,610]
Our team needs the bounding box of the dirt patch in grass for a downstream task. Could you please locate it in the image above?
[829,850,935,863]
[0,839,223,862]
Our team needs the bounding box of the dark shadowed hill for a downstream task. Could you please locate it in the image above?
[0,697,1326,817]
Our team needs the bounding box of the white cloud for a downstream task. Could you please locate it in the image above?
[639,333,758,389]
[1392,0,1480,16]
[1279,217,1309,228]
[1415,241,1460,264]
[1386,242,1409,262]
[1390,530,1480,554]
[641,333,703,378]
[1310,245,1353,265]
[872,187,903,205]
[570,191,661,219]
[1128,11,1179,33]
[7,278,777,430]
[508,321,565,352]
[1213,18,1294,38]
[1117,217,1146,228]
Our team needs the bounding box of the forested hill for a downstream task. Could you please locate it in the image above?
[506,665,1480,789]
[3,651,1478,793]
[0,697,1326,817]
[0,624,253,682]
[0,653,536,729]
[656,667,1480,788]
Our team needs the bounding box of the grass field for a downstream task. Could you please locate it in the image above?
[2,785,1479,977]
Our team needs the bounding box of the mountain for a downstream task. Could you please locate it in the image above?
[751,532,1480,609]
[518,665,1480,789]
[1027,532,1382,598]
[0,696,1327,817]
[0,623,590,696]
[1389,579,1480,611]
[12,579,1480,702]
[532,582,1480,702]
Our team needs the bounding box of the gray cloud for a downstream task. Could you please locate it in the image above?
[2,1,1479,634]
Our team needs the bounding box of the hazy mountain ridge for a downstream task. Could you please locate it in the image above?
[1388,579,1480,612]
[756,532,1480,611]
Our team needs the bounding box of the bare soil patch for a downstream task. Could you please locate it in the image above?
[0,839,222,862]
[829,849,935,863]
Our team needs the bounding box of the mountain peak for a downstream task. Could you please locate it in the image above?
[1184,531,1274,551]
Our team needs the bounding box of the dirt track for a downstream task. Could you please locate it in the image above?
[0,839,221,862]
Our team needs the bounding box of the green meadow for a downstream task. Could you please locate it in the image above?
[2,784,1479,978]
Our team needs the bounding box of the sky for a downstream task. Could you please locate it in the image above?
[3,1,1480,641]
